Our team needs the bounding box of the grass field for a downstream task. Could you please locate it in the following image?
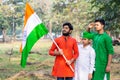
[0,39,120,80]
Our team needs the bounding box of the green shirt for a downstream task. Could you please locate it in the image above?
[91,32,114,66]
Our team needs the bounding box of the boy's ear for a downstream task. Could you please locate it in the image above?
[101,24,104,28]
[69,30,72,34]
[89,39,92,44]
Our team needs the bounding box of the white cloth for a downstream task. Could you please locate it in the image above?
[74,44,95,80]
[104,74,107,80]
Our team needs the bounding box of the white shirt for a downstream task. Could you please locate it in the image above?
[74,44,95,80]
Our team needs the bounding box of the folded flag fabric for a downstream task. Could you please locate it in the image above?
[20,3,48,67]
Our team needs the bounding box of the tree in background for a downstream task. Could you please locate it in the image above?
[0,13,9,42]
[89,0,120,37]
[49,0,91,38]
[0,0,24,42]
[0,0,120,42]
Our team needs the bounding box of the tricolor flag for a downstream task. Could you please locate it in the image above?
[20,3,48,67]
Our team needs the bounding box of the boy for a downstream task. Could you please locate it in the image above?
[87,19,114,80]
[74,31,95,80]
[49,22,79,80]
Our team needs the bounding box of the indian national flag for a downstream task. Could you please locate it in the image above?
[20,3,48,67]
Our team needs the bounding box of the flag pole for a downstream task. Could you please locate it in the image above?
[48,33,74,72]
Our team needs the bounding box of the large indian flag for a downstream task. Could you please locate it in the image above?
[20,3,48,67]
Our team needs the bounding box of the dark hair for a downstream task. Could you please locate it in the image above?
[95,19,105,26]
[63,22,73,30]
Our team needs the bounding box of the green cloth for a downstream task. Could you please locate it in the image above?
[91,32,114,80]
[82,31,93,39]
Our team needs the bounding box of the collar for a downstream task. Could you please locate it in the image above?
[62,35,71,39]
[97,32,105,35]
[80,44,91,49]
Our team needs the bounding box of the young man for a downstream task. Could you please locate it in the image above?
[74,31,95,80]
[49,22,79,80]
[87,19,114,80]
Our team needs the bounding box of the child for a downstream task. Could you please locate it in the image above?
[74,31,95,80]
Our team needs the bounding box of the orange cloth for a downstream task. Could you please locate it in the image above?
[49,36,79,77]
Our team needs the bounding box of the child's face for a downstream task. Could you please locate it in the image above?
[82,38,90,45]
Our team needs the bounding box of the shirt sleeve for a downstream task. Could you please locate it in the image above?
[49,39,57,56]
[89,48,96,74]
[73,40,79,60]
[105,35,114,55]
[89,31,97,40]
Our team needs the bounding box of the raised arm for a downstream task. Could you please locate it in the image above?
[87,22,95,32]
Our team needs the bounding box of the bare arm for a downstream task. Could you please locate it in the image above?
[107,54,112,66]
[87,27,91,32]
[106,54,112,72]
[87,23,95,32]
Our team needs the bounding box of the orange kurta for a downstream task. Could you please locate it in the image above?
[49,36,79,77]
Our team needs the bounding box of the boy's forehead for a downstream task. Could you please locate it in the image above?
[95,22,101,25]
[63,25,69,28]
[82,38,89,40]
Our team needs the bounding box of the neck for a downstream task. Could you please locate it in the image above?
[63,34,70,37]
[98,29,104,34]
[83,44,89,48]
[63,35,69,37]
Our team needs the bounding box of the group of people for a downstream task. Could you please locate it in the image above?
[49,19,114,80]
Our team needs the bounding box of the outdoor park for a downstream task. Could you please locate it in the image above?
[0,0,120,80]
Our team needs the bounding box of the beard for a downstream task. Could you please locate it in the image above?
[63,32,70,36]
[62,31,70,36]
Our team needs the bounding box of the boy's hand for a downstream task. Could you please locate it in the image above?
[58,49,63,55]
[66,58,74,65]
[66,60,72,65]
[88,23,95,29]
[88,73,92,80]
[54,49,63,56]
[106,65,111,72]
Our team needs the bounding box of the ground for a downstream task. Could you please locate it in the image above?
[0,39,120,80]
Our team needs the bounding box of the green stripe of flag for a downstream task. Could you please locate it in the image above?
[21,23,48,67]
